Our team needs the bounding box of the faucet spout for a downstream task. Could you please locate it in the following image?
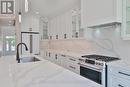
[16,43,28,63]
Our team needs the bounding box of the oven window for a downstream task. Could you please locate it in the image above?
[80,66,101,84]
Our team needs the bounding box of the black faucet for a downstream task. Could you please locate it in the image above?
[16,43,28,63]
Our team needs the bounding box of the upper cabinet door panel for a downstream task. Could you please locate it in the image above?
[21,15,40,32]
[81,0,122,28]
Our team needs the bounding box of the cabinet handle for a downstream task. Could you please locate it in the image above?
[75,32,78,38]
[56,35,58,39]
[118,84,124,87]
[50,36,52,40]
[55,54,58,59]
[69,66,76,69]
[64,34,67,39]
[77,63,80,65]
[119,72,130,77]
[69,58,76,61]
[49,53,51,57]
[61,55,66,57]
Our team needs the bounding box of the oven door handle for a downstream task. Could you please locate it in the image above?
[78,63,103,72]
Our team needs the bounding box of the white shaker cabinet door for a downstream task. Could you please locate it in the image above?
[32,34,40,54]
[21,34,30,55]
[108,74,130,87]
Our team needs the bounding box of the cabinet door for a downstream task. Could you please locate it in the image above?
[54,54,61,65]
[42,51,47,59]
[21,33,39,55]
[108,74,130,87]
[122,0,130,40]
[60,54,68,67]
[32,34,40,54]
[72,9,81,38]
[21,34,30,55]
[66,56,80,74]
[47,52,54,62]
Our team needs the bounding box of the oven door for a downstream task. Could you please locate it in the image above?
[80,65,102,84]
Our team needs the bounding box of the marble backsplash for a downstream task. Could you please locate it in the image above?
[40,24,130,60]
[87,24,130,60]
[40,39,98,52]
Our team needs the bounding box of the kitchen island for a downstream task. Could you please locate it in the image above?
[0,55,104,87]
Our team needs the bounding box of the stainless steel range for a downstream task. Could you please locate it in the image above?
[79,55,120,87]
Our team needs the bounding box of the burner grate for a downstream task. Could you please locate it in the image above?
[82,55,120,62]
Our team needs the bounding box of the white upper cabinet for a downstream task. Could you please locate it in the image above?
[21,15,40,32]
[72,9,81,38]
[48,10,73,40]
[122,0,130,40]
[40,17,49,40]
[81,0,122,28]
[48,8,82,40]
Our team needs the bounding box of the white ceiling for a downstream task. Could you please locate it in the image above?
[27,0,80,19]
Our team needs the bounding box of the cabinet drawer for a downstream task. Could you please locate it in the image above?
[69,57,77,62]
[67,63,80,74]
[108,75,130,87]
[108,66,130,80]
[67,57,79,63]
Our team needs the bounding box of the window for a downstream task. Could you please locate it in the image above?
[5,36,16,52]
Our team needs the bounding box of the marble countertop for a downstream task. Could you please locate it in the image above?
[0,55,103,87]
[107,59,130,69]
[42,49,130,67]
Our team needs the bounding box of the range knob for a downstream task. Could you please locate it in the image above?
[95,62,99,65]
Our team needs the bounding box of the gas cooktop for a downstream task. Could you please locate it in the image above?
[81,55,120,62]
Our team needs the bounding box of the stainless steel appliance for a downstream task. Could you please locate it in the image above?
[79,55,120,87]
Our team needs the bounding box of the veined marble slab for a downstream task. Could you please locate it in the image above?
[0,55,104,87]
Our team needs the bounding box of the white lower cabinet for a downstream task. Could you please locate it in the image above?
[42,51,80,74]
[47,52,52,61]
[65,56,80,74]
[67,63,80,74]
[49,52,56,62]
[108,75,130,87]
[108,65,130,87]
[53,54,61,65]
[44,51,55,62]
[59,54,67,68]
[43,51,48,60]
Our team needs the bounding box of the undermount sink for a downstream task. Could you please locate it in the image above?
[20,57,41,63]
